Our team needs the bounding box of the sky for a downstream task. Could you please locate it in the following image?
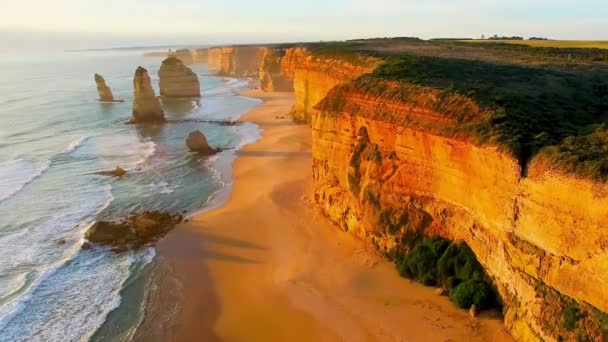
[1,0,607,51]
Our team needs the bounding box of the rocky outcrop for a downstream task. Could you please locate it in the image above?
[97,166,127,177]
[311,79,608,341]
[131,67,165,124]
[94,74,117,102]
[85,211,183,252]
[186,130,217,155]
[158,57,201,98]
[259,48,293,92]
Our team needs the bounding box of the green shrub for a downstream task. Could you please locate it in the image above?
[564,302,583,331]
[437,242,485,288]
[396,236,450,285]
[394,236,500,312]
[450,280,495,310]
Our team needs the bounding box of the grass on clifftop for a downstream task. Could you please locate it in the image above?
[317,49,608,179]
[370,55,608,178]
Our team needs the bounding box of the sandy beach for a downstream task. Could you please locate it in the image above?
[152,90,514,342]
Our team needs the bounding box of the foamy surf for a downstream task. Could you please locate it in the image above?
[0,184,114,339]
[0,159,50,204]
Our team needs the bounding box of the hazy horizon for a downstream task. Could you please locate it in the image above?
[2,0,607,52]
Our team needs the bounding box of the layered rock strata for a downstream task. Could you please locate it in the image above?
[158,57,201,98]
[311,79,608,341]
[131,67,165,124]
[259,48,293,92]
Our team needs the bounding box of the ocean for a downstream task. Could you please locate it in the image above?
[0,50,261,341]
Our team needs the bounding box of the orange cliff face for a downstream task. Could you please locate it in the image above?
[207,48,222,70]
[281,48,379,123]
[259,48,293,92]
[311,79,608,341]
[208,46,266,77]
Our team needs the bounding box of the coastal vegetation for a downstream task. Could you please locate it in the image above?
[315,41,608,180]
[467,39,608,50]
[394,236,499,311]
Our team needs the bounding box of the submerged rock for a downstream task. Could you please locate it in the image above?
[97,166,127,177]
[186,130,217,155]
[94,74,116,102]
[84,211,183,251]
[131,67,166,124]
[158,57,201,98]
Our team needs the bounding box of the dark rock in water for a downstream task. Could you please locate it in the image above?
[159,57,200,98]
[85,211,183,252]
[186,130,217,155]
[131,67,166,124]
[98,166,127,177]
[81,242,92,250]
[95,74,116,102]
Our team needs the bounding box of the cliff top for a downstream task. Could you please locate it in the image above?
[315,43,608,181]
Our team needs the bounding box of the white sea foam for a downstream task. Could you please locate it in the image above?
[93,134,156,171]
[0,159,50,204]
[0,185,114,338]
[62,135,90,154]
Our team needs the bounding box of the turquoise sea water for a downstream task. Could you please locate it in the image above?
[0,50,261,341]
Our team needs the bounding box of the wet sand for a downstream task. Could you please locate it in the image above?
[153,90,514,342]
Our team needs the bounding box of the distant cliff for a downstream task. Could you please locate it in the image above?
[207,46,265,77]
[158,57,200,98]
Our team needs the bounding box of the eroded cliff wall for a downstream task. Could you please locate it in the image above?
[311,81,608,341]
[283,48,379,123]
[210,46,265,77]
[259,48,293,92]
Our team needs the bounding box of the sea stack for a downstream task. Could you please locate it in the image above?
[158,57,201,98]
[186,130,216,155]
[131,67,165,124]
[94,74,115,102]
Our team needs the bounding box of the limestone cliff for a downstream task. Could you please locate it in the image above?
[311,79,608,341]
[131,67,165,124]
[207,48,222,70]
[94,74,115,102]
[211,46,265,76]
[158,57,201,98]
[259,48,293,92]
[281,47,379,123]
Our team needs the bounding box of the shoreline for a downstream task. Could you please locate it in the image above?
[149,89,514,341]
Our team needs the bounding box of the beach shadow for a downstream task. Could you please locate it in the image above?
[249,121,307,127]
[236,150,311,158]
[198,231,268,251]
[165,230,262,264]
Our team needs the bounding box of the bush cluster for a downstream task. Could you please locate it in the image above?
[395,236,498,310]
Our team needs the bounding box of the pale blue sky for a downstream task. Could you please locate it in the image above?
[1,0,607,50]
